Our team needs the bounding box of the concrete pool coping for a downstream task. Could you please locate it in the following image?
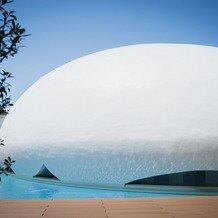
[0,196,218,217]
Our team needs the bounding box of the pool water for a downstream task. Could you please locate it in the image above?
[0,176,189,199]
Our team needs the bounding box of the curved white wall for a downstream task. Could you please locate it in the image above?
[1,44,218,187]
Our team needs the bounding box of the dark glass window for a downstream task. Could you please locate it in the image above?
[125,170,218,187]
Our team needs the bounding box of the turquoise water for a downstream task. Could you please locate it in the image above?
[0,176,184,199]
[1,176,217,199]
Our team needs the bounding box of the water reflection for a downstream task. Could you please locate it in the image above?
[0,176,175,199]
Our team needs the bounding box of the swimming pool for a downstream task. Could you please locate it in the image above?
[0,176,217,199]
[0,176,175,199]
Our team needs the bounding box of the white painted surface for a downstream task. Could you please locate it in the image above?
[1,44,218,186]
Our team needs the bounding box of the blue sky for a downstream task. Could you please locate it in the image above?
[2,0,218,101]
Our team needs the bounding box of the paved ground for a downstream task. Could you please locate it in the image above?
[0,196,218,218]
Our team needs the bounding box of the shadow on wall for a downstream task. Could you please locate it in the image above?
[0,114,6,128]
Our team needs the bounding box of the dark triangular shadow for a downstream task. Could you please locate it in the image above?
[33,164,59,180]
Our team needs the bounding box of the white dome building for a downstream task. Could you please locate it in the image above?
[1,44,218,188]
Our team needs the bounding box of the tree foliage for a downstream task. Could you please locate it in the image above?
[0,0,28,178]
[0,0,27,63]
[0,70,13,114]
[0,0,28,114]
[0,137,16,179]
[0,156,15,181]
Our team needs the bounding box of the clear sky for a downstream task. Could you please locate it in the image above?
[1,0,218,102]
